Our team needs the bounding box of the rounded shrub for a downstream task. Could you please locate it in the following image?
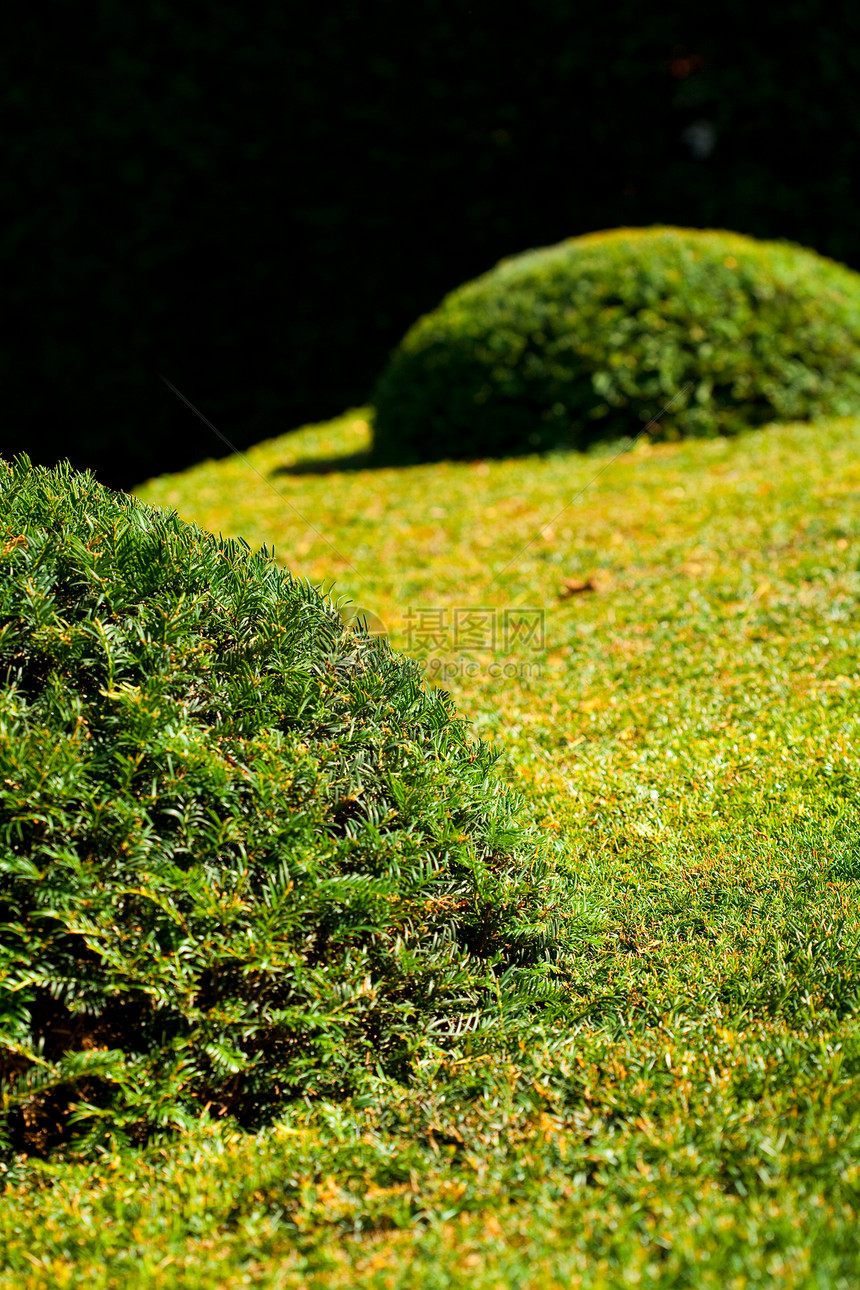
[0,457,565,1154]
[371,226,860,463]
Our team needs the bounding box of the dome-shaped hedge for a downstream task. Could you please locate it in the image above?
[371,226,860,463]
[0,457,564,1155]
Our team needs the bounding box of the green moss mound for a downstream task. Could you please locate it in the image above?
[0,458,564,1155]
[371,226,860,463]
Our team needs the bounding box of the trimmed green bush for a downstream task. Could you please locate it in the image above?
[0,457,564,1155]
[371,226,860,463]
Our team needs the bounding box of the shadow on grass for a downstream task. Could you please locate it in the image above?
[268,437,625,477]
[270,450,375,477]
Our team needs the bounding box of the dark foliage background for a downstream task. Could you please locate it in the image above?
[4,0,858,487]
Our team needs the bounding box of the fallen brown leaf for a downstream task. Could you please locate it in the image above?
[558,570,614,598]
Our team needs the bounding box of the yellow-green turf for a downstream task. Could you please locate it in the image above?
[3,413,860,1287]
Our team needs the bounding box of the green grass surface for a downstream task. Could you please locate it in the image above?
[4,412,860,1286]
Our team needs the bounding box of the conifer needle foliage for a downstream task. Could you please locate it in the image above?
[0,457,565,1155]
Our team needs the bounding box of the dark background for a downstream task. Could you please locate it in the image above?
[5,0,859,488]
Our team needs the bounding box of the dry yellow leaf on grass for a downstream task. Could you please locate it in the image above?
[558,570,614,598]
